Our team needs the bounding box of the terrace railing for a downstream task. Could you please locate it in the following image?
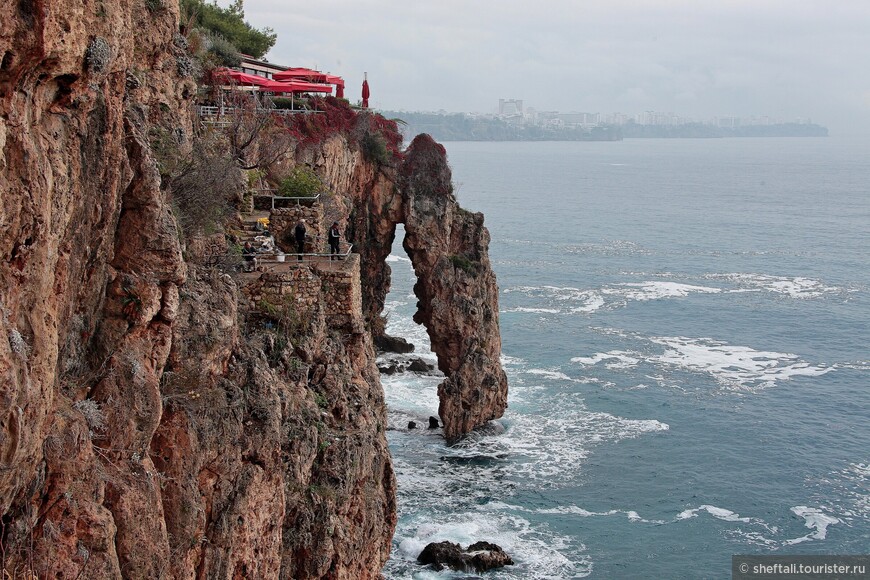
[252,189,321,210]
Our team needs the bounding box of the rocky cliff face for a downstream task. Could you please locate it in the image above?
[1,1,394,578]
[2,0,505,575]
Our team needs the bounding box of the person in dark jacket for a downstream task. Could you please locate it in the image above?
[328,221,341,260]
[294,219,306,261]
[242,241,257,272]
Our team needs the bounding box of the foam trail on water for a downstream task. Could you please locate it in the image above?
[573,334,832,392]
[706,273,841,298]
[784,507,840,545]
[602,281,722,301]
[650,336,833,391]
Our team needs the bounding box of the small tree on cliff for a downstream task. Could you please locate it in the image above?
[180,0,276,58]
[219,89,295,171]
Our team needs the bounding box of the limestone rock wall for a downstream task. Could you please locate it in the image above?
[1,0,193,574]
[0,1,394,578]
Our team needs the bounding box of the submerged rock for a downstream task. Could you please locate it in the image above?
[407,357,435,373]
[417,540,513,572]
[377,362,399,375]
[375,334,415,353]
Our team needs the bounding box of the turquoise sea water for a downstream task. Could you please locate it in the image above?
[381,137,870,579]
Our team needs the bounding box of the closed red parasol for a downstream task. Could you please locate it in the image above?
[361,72,370,108]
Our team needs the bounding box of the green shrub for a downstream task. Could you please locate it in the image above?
[204,31,241,68]
[181,0,276,58]
[449,254,476,274]
[278,166,322,198]
[270,97,309,111]
[360,131,389,164]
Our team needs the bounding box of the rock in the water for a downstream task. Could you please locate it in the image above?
[377,362,399,375]
[407,357,435,373]
[428,416,440,429]
[417,540,513,573]
[408,421,417,430]
[467,541,514,571]
[375,334,415,353]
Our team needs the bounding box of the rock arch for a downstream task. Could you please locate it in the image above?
[353,134,508,443]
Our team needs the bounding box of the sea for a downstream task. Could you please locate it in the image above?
[379,136,870,579]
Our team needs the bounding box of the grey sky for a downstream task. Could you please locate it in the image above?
[241,1,870,134]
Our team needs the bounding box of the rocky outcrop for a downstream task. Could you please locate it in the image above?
[306,130,508,444]
[154,265,395,579]
[398,135,508,443]
[417,540,514,572]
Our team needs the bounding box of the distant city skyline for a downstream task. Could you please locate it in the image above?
[392,100,822,130]
[238,1,870,136]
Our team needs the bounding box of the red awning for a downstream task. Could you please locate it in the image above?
[260,79,334,94]
[273,67,328,83]
[274,68,344,95]
[214,68,271,87]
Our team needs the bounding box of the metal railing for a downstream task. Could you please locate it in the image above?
[195,105,323,118]
[240,244,354,270]
[252,190,321,209]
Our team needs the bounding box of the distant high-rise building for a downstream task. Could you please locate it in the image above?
[499,99,523,116]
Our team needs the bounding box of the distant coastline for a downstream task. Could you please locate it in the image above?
[383,110,828,142]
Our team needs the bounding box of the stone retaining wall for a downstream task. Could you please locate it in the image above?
[270,205,324,254]
[242,254,363,334]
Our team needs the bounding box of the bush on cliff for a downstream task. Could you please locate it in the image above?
[180,0,275,58]
[278,166,322,198]
[167,133,240,239]
[360,131,389,164]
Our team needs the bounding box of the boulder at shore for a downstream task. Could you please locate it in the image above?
[375,334,415,353]
[417,540,514,572]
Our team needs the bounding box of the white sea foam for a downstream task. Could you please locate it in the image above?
[677,505,754,523]
[649,336,833,391]
[535,505,668,525]
[602,281,722,302]
[504,280,723,316]
[838,361,870,371]
[783,506,840,545]
[503,285,606,314]
[571,351,640,369]
[708,273,840,298]
[571,295,606,313]
[386,253,412,263]
[526,369,574,382]
[505,307,562,314]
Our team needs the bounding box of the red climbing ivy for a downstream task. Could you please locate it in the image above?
[279,97,405,163]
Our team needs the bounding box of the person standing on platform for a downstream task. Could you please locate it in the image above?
[294,219,306,261]
[328,221,342,260]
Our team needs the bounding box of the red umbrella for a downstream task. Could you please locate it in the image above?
[261,80,333,94]
[361,72,370,108]
[213,68,271,87]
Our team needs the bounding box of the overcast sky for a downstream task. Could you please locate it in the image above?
[241,1,870,134]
